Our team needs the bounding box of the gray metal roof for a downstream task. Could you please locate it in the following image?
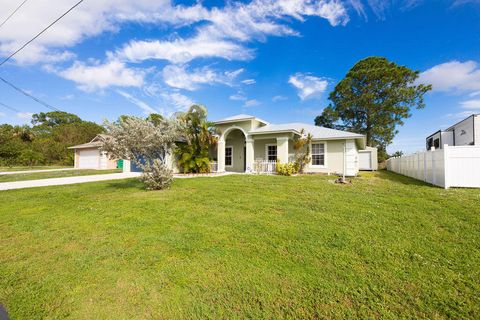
[251,122,364,140]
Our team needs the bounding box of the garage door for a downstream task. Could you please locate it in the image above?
[359,152,372,170]
[78,149,100,169]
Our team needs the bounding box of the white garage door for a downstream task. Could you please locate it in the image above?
[78,149,100,169]
[359,152,372,170]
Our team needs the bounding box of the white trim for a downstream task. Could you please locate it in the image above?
[265,144,277,161]
[225,145,233,167]
[310,141,327,168]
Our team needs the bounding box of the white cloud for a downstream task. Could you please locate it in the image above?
[158,92,195,116]
[118,35,253,64]
[241,79,256,85]
[115,0,349,65]
[272,95,287,102]
[16,112,33,119]
[230,92,247,101]
[244,99,260,107]
[162,65,242,91]
[57,59,145,92]
[418,60,480,93]
[460,99,480,109]
[0,0,208,64]
[117,90,158,115]
[288,72,328,100]
[142,83,195,116]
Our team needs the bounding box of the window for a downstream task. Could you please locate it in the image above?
[266,145,277,161]
[434,138,440,149]
[311,143,325,166]
[225,146,233,166]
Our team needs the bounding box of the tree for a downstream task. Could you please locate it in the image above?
[315,57,431,161]
[175,105,217,173]
[32,111,82,128]
[390,150,404,158]
[292,129,313,173]
[103,116,181,190]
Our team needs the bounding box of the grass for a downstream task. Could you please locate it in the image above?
[0,171,479,319]
[0,169,122,183]
[0,165,72,172]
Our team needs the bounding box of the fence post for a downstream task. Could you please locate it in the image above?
[443,145,449,189]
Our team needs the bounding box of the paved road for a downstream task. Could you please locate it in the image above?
[0,172,141,191]
[0,168,76,175]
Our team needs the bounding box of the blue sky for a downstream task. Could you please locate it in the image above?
[0,0,479,153]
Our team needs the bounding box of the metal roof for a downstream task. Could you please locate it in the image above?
[251,122,365,140]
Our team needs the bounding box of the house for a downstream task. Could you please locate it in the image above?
[69,134,118,170]
[426,114,480,150]
[211,114,370,176]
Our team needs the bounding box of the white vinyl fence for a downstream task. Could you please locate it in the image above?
[386,145,480,188]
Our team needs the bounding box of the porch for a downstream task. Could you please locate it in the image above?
[214,127,295,174]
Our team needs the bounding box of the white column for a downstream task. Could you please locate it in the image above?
[217,139,225,172]
[245,136,254,172]
[276,137,289,163]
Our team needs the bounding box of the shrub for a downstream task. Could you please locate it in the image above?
[276,163,298,176]
[140,159,174,190]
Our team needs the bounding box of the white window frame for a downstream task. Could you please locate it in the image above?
[225,145,233,167]
[265,144,277,161]
[310,141,327,168]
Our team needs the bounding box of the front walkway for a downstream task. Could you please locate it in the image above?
[0,172,141,191]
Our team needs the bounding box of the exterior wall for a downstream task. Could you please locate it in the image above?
[304,139,346,175]
[225,129,246,172]
[216,119,265,139]
[452,116,475,146]
[253,138,276,160]
[475,115,480,146]
[74,150,80,168]
[441,131,454,147]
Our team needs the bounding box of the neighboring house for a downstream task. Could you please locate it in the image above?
[69,134,118,170]
[212,114,370,176]
[426,114,480,150]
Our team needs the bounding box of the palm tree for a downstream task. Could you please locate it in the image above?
[176,105,218,173]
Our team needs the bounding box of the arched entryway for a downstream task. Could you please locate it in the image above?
[222,128,246,172]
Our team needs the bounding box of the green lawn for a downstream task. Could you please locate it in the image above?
[0,165,72,172]
[0,169,122,183]
[1,171,479,319]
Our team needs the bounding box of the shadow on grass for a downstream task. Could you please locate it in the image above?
[374,170,437,188]
[106,178,145,190]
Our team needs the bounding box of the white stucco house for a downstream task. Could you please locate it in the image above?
[209,114,371,176]
[120,114,376,176]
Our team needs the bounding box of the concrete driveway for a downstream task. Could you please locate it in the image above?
[0,172,141,191]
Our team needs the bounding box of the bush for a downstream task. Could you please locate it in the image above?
[140,159,174,190]
[276,163,298,176]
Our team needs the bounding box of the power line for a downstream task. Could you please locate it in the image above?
[0,0,30,31]
[0,76,61,112]
[0,0,86,112]
[0,0,85,67]
[0,101,20,113]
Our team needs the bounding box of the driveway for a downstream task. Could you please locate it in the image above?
[0,172,141,191]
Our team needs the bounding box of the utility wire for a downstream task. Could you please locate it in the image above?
[0,0,86,111]
[0,0,29,30]
[0,0,85,67]
[0,76,60,111]
[0,101,20,113]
